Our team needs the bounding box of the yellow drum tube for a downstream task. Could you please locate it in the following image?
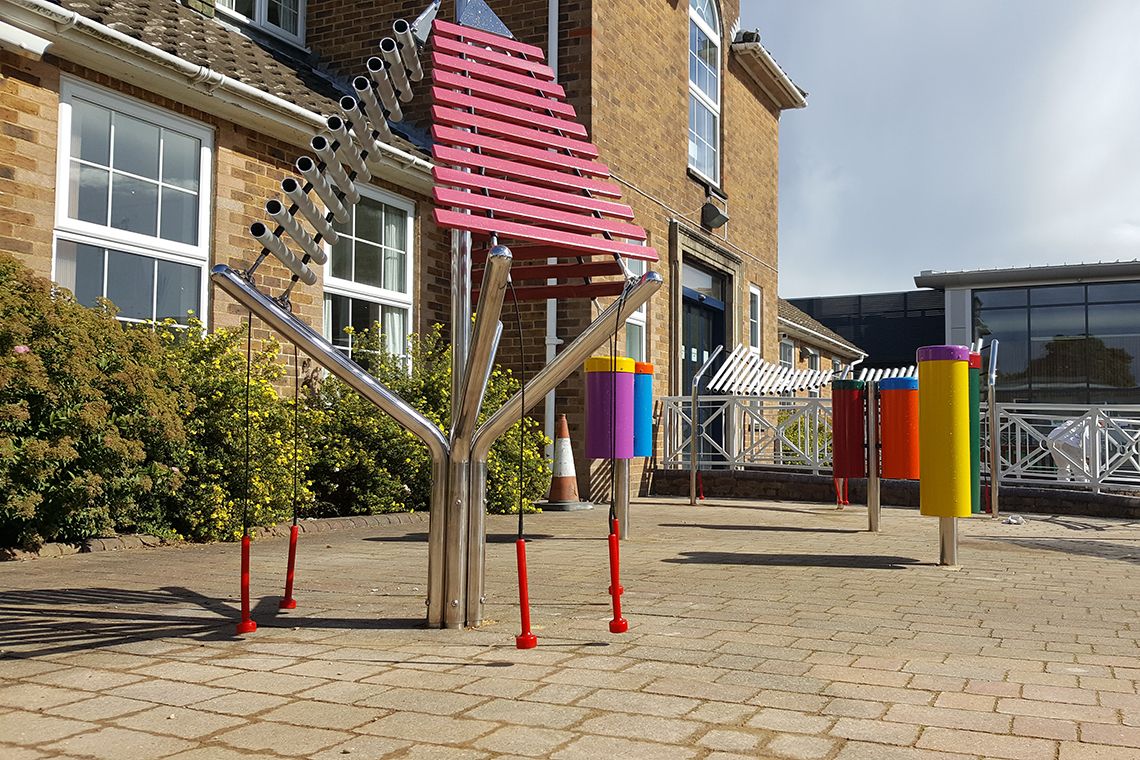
[917,345,972,518]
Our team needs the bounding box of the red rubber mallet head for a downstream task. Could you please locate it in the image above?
[279,524,299,610]
[515,538,537,649]
[607,526,628,634]
[236,534,258,635]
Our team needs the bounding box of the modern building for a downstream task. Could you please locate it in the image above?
[916,262,1140,404]
[788,290,944,371]
[1,0,805,499]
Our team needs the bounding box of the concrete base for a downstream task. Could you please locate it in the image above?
[539,500,595,512]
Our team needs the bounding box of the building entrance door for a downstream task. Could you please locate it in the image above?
[681,261,729,465]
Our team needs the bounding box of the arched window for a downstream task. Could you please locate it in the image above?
[689,0,720,185]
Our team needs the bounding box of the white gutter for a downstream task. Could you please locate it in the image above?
[4,0,433,192]
[0,19,51,59]
[778,316,865,360]
[543,0,561,460]
[731,39,807,111]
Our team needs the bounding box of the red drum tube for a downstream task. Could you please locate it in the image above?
[832,380,867,478]
[879,377,920,480]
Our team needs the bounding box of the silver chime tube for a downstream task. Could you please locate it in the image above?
[338,96,391,154]
[351,79,397,139]
[392,18,423,82]
[281,177,338,245]
[310,135,359,205]
[296,156,349,223]
[250,221,317,286]
[379,40,413,103]
[325,115,372,182]
[366,57,403,119]
[265,199,327,266]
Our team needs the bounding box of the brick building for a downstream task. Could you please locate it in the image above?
[1,0,804,499]
[777,299,865,397]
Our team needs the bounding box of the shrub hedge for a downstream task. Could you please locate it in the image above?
[0,254,550,550]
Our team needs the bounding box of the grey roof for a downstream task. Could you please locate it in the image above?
[914,260,1140,289]
[55,0,423,153]
[777,299,864,357]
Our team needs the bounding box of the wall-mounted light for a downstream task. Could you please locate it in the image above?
[701,201,729,230]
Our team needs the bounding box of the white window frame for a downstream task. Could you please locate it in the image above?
[322,185,415,358]
[779,338,794,369]
[625,258,648,362]
[748,285,762,353]
[216,0,307,47]
[688,0,721,186]
[53,77,213,327]
[806,348,821,397]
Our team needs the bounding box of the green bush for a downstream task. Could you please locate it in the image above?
[306,323,550,517]
[158,319,312,541]
[0,252,549,549]
[0,255,185,548]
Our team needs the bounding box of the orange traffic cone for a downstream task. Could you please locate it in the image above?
[539,414,593,511]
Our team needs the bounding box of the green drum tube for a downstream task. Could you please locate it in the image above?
[968,352,981,514]
[917,345,972,518]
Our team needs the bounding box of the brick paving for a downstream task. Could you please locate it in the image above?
[1,497,1138,759]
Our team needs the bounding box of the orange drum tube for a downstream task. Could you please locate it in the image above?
[879,377,920,480]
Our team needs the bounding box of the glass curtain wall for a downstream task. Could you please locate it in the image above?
[973,281,1140,403]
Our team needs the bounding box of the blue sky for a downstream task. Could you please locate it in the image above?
[740,0,1140,297]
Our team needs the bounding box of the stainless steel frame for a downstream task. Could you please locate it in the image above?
[866,381,880,533]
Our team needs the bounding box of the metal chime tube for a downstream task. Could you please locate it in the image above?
[325,115,372,182]
[392,19,423,81]
[380,38,413,103]
[351,80,396,144]
[265,199,327,265]
[295,156,349,223]
[339,95,392,150]
[250,222,317,285]
[281,177,338,244]
[366,57,403,119]
[310,135,359,205]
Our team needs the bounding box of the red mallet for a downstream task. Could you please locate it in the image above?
[236,534,258,635]
[279,524,299,609]
[607,518,628,633]
[515,538,537,649]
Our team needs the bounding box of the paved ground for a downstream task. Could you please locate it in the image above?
[1,497,1139,760]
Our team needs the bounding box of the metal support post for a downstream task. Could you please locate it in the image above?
[689,345,723,506]
[866,381,881,533]
[987,340,1000,519]
[938,516,958,566]
[614,458,631,539]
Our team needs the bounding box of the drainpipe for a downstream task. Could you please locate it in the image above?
[543,0,561,457]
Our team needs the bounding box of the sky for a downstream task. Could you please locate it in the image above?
[739,0,1140,298]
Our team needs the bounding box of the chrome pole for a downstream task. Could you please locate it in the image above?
[938,516,958,566]
[987,340,1000,519]
[471,273,664,458]
[614,458,631,539]
[866,380,880,533]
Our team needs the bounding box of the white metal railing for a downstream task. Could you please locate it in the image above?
[982,403,1140,494]
[663,394,833,475]
[662,395,1140,494]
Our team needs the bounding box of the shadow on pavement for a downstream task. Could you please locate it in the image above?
[663,551,922,570]
[659,523,862,535]
[0,586,429,658]
[980,537,1139,564]
[364,533,556,543]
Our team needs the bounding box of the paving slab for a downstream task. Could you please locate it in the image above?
[2,497,1139,758]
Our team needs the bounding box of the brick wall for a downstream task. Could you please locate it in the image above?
[0,51,441,360]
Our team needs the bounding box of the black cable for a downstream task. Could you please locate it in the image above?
[243,310,254,536]
[608,284,630,526]
[292,342,300,528]
[509,278,526,540]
